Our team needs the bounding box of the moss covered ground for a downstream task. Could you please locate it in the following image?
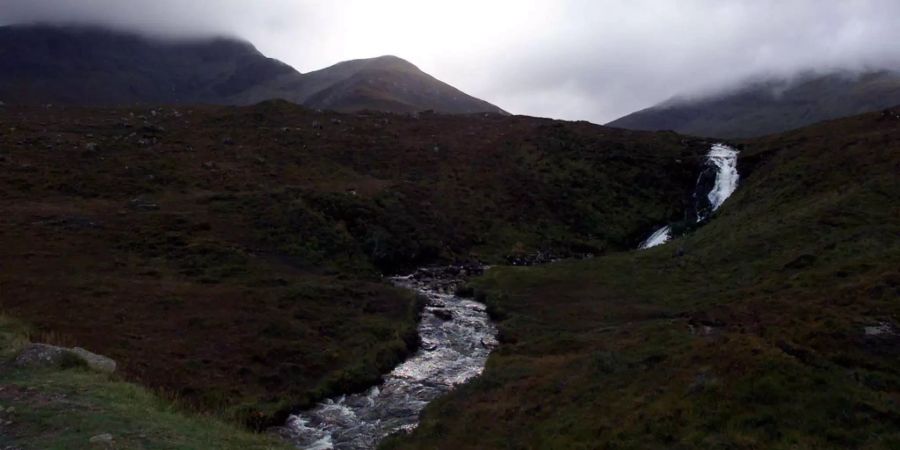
[387,109,900,449]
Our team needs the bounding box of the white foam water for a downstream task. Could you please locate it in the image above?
[701,143,740,220]
[639,225,672,249]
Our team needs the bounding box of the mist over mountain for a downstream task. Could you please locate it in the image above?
[0,25,506,114]
[607,70,900,138]
[5,1,900,123]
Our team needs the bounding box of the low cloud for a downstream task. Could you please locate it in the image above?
[3,0,899,122]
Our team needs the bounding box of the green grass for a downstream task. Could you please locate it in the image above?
[0,370,292,450]
[385,109,900,448]
[0,317,291,450]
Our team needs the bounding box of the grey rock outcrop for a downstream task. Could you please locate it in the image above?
[13,343,72,369]
[71,347,117,373]
[14,343,116,373]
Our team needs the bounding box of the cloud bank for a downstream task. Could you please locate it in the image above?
[3,0,899,122]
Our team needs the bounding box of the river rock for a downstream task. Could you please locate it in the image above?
[432,308,453,321]
[421,342,439,351]
[481,336,499,349]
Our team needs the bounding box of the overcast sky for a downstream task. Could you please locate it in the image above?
[3,0,899,123]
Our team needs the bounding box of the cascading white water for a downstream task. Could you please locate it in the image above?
[639,143,739,249]
[639,225,671,249]
[280,269,497,450]
[699,143,740,221]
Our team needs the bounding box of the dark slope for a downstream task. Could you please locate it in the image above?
[0,25,506,114]
[607,70,900,138]
[388,108,900,448]
[0,24,296,105]
[232,55,509,114]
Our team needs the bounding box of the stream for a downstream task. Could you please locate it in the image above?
[281,267,498,450]
[281,144,738,448]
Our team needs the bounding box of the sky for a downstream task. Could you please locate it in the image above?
[2,0,900,123]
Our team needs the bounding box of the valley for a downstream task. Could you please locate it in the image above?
[1,101,896,449]
[0,101,713,444]
[0,14,898,449]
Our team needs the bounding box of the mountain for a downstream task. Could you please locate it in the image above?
[607,70,900,138]
[229,55,508,114]
[0,24,296,105]
[0,24,506,114]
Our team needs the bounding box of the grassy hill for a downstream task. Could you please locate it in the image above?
[607,70,900,138]
[0,101,712,432]
[387,108,900,448]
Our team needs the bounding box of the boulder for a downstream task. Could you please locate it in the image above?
[13,343,73,369]
[71,347,117,373]
[13,343,116,373]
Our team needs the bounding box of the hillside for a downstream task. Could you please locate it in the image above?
[607,70,900,138]
[0,315,293,449]
[0,25,506,114]
[387,108,900,448]
[0,101,713,435]
[0,24,296,105]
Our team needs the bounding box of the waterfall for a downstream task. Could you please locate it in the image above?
[639,225,671,249]
[639,143,739,249]
[698,143,740,221]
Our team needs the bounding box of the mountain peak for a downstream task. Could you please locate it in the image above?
[370,54,411,63]
[323,54,423,76]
